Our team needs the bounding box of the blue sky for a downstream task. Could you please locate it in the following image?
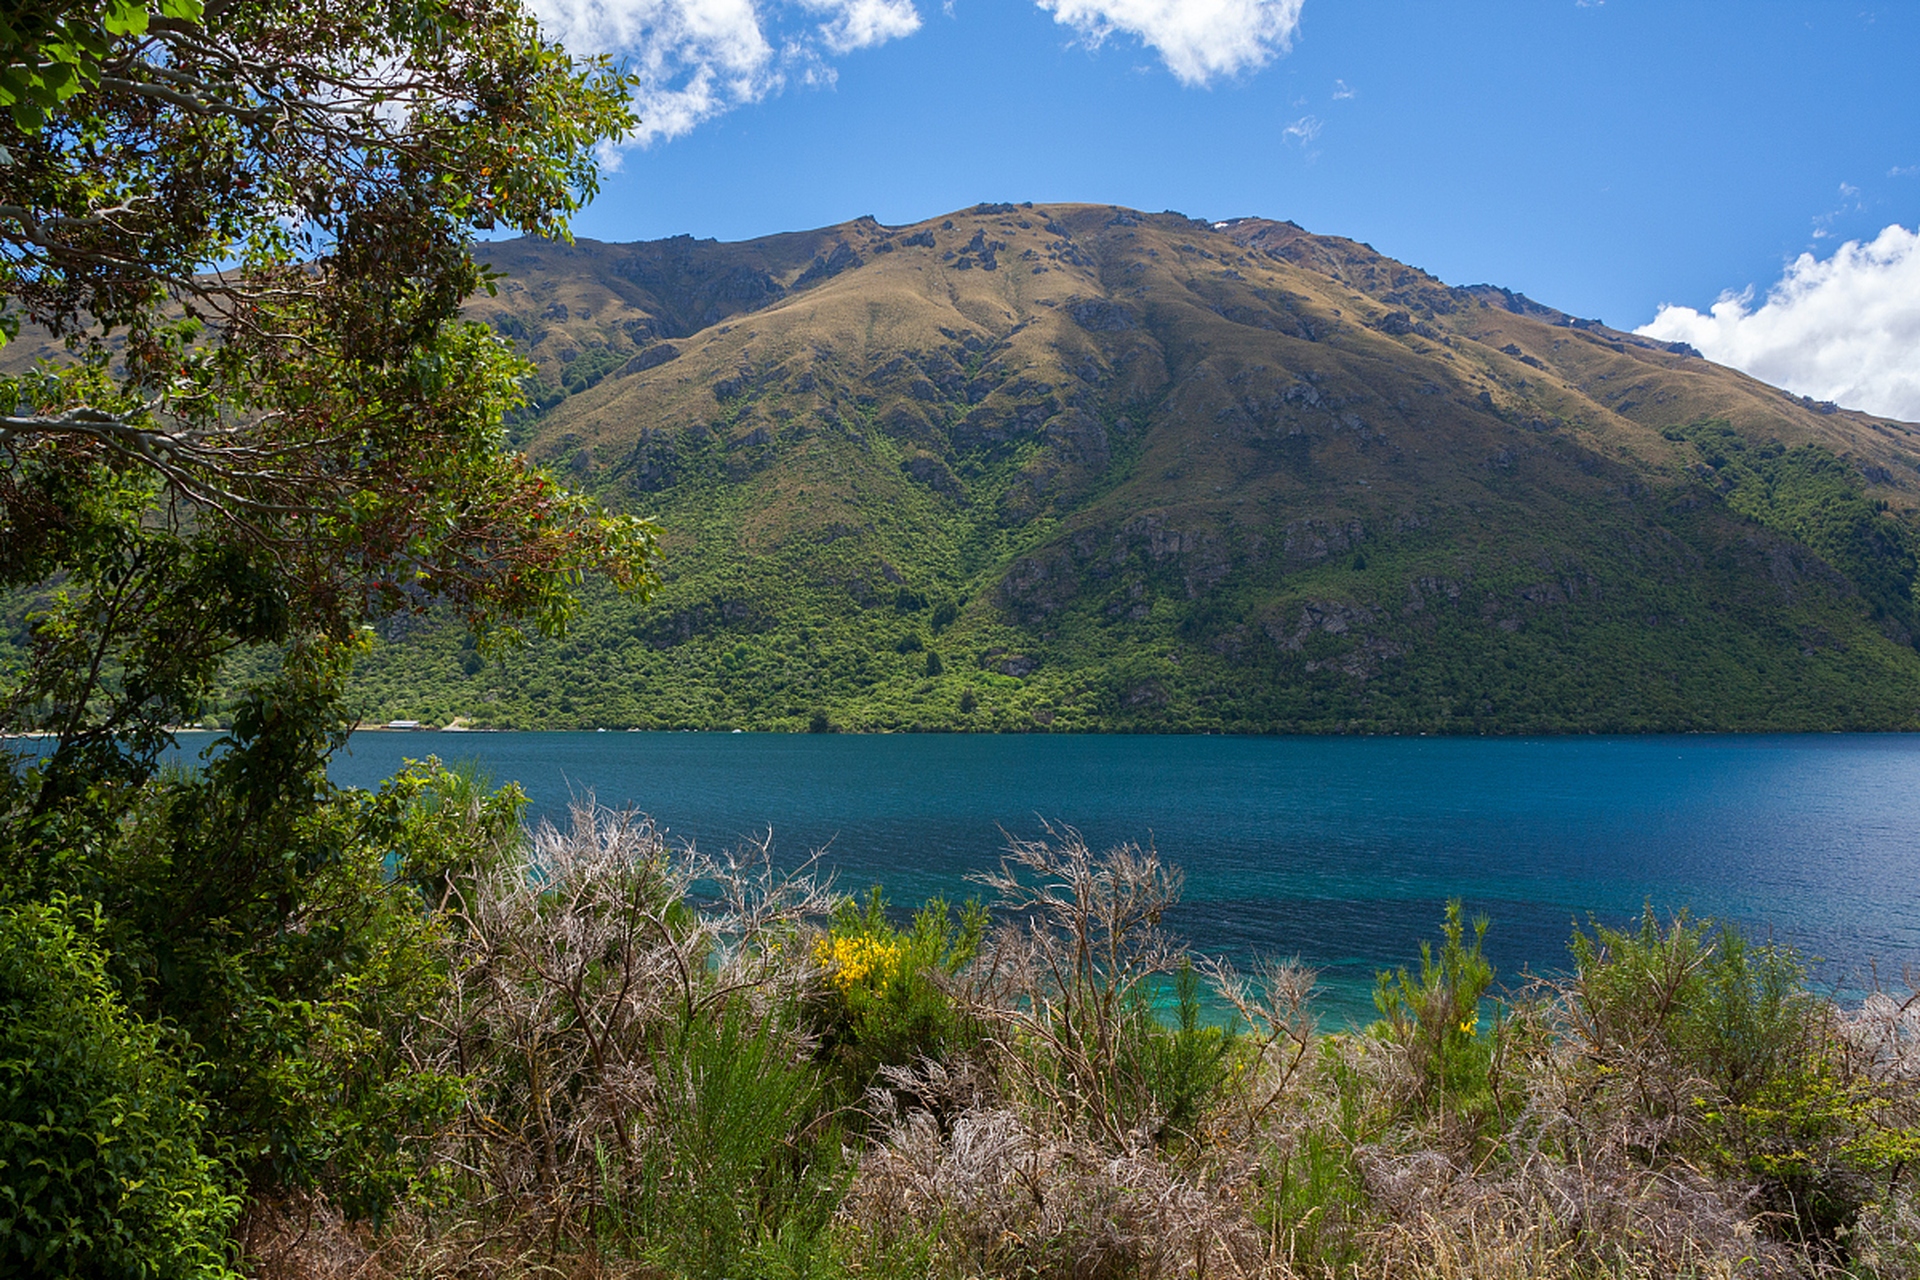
[532,0,1920,419]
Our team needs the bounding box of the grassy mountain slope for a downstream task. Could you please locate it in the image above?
[326,204,1920,729]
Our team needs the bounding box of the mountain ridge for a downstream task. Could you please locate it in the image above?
[287,203,1920,730]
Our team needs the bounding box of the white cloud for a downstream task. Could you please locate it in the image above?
[1331,77,1354,99]
[1282,113,1321,144]
[1810,179,1866,240]
[1636,224,1920,423]
[806,0,921,52]
[527,0,921,145]
[1036,0,1305,86]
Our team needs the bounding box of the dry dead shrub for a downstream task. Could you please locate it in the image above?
[1843,986,1920,1083]
[236,1193,374,1280]
[238,1195,577,1280]
[1827,982,1920,1278]
[1208,956,1319,1143]
[1845,1193,1920,1280]
[864,1055,1000,1133]
[1350,1141,1807,1279]
[425,794,838,1244]
[965,823,1186,1147]
[237,1193,670,1280]
[842,1099,1264,1280]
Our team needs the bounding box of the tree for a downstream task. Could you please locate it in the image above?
[1,0,657,789]
[0,0,660,1236]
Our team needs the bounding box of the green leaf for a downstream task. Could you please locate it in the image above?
[99,1,152,38]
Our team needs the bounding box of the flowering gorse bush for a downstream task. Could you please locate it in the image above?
[815,930,908,999]
[806,891,986,1108]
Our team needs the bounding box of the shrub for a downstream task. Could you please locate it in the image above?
[969,824,1187,1145]
[1692,929,1886,1250]
[807,889,986,1106]
[435,796,841,1251]
[614,999,845,1280]
[1248,1118,1368,1274]
[0,897,239,1280]
[1558,909,1909,1254]
[1557,907,1719,1161]
[1138,959,1238,1145]
[1372,899,1498,1127]
[106,747,487,1221]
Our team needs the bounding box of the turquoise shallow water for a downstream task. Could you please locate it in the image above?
[229,730,1920,1022]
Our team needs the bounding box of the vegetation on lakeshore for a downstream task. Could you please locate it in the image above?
[17,774,1909,1280]
[0,1,657,1274]
[328,437,1920,732]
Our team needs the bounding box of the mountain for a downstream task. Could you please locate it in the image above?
[338,203,1920,731]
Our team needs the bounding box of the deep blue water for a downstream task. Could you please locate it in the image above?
[209,731,1919,1022]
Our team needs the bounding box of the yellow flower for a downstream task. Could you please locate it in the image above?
[815,930,904,998]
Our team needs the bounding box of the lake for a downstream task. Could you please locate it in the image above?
[296,730,1920,1024]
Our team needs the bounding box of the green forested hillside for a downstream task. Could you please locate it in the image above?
[271,205,1920,730]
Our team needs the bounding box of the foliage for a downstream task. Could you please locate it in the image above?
[616,1000,846,1280]
[88,746,505,1222]
[1138,958,1239,1144]
[1557,907,1723,1161]
[429,795,842,1259]
[2,0,660,803]
[1559,910,1809,1157]
[1247,1117,1369,1275]
[1373,899,1498,1124]
[1665,419,1920,640]
[1556,909,1919,1251]
[202,805,1920,1280]
[0,895,239,1280]
[331,425,1920,734]
[968,825,1190,1145]
[0,0,658,1253]
[807,889,986,1105]
[0,0,202,135]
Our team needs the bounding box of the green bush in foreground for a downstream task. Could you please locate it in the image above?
[0,897,238,1280]
[1372,897,1498,1130]
[1563,910,1920,1255]
[610,999,847,1280]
